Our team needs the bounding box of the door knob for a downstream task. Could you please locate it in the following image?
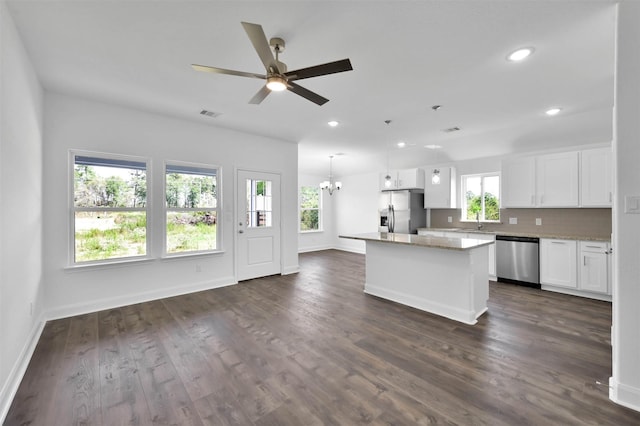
[239,229,244,234]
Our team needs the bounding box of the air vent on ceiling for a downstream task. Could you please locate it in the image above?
[200,110,222,118]
[442,126,461,133]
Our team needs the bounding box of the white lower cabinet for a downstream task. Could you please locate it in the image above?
[540,239,577,288]
[579,241,610,294]
[540,238,611,298]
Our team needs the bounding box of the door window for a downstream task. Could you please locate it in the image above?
[246,179,272,228]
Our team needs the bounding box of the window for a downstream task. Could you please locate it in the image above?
[246,179,272,228]
[72,153,148,264]
[165,162,219,254]
[299,186,322,232]
[461,173,500,222]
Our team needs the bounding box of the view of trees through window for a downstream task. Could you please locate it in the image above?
[463,174,500,221]
[300,186,321,231]
[73,158,148,262]
[165,165,218,254]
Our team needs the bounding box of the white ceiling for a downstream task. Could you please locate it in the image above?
[6,0,616,177]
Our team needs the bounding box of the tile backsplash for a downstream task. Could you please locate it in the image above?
[430,208,612,239]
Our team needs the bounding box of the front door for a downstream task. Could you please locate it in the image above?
[236,169,281,281]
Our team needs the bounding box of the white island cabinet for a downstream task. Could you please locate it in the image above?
[339,232,493,325]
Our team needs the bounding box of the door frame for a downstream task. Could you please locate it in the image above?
[234,166,284,282]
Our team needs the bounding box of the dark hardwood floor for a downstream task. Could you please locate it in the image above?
[6,249,640,425]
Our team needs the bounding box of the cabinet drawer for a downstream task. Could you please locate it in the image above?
[579,241,609,252]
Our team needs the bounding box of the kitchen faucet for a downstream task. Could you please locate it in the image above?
[476,212,483,230]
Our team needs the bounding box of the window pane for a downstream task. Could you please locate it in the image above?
[74,211,146,262]
[300,209,319,231]
[74,163,146,208]
[484,175,500,221]
[465,176,482,220]
[166,211,217,253]
[300,186,320,209]
[166,168,217,208]
[247,179,272,227]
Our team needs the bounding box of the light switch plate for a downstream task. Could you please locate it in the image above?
[536,218,542,226]
[509,217,518,225]
[625,195,640,214]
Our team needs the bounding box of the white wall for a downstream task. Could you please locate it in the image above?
[42,92,298,319]
[298,173,335,252]
[610,0,640,411]
[0,1,45,420]
[333,172,380,253]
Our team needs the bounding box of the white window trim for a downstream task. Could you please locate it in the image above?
[460,172,501,223]
[69,150,152,267]
[299,185,323,233]
[162,160,223,258]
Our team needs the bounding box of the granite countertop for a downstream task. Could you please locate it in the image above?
[339,232,494,251]
[417,227,610,242]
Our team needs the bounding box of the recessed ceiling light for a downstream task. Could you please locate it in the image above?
[507,47,534,62]
[397,141,406,148]
[328,120,339,127]
[424,144,442,149]
[545,107,562,116]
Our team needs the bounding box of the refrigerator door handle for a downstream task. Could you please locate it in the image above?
[389,205,395,233]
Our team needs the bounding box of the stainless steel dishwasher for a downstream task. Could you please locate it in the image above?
[496,235,540,288]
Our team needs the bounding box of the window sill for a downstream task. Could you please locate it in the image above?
[65,256,155,272]
[161,250,225,261]
[299,230,323,234]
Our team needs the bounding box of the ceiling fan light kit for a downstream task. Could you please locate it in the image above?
[192,22,353,105]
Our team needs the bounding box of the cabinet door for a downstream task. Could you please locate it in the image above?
[540,239,577,288]
[579,241,610,294]
[396,168,424,189]
[424,167,455,208]
[501,157,535,207]
[536,152,579,207]
[581,148,612,207]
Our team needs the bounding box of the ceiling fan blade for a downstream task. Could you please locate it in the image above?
[241,22,280,73]
[285,59,353,81]
[249,85,271,104]
[192,64,265,79]
[287,81,329,106]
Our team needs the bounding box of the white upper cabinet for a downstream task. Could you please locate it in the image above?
[380,168,425,191]
[580,147,612,207]
[424,167,456,208]
[536,151,579,207]
[501,157,536,207]
[502,151,585,208]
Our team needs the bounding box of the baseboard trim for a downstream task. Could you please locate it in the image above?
[541,285,612,302]
[46,276,237,321]
[0,313,46,425]
[364,284,477,325]
[609,376,640,413]
[298,244,333,253]
[333,245,366,255]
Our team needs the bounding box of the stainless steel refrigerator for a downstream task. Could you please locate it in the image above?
[379,190,426,234]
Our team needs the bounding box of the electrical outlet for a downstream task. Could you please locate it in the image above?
[535,218,542,226]
[509,217,518,225]
[447,216,453,223]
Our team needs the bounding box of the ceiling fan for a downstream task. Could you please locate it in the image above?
[192,22,353,106]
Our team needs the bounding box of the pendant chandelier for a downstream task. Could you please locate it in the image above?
[319,155,342,195]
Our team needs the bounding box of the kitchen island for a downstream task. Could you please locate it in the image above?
[340,232,494,325]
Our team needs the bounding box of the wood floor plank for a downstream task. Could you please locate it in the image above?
[98,308,152,425]
[7,250,640,425]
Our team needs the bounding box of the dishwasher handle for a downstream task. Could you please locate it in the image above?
[496,235,539,244]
